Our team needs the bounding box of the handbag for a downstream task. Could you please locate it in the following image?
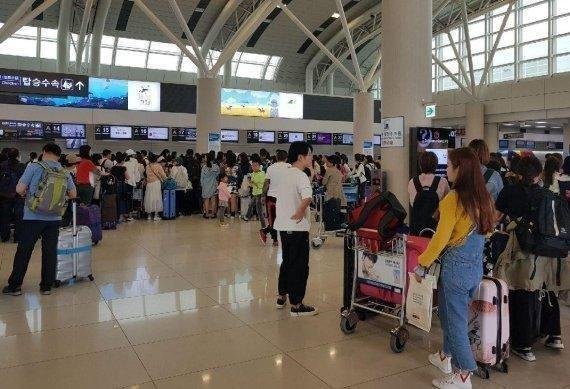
[406,273,436,332]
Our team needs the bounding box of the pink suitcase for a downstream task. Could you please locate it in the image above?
[468,276,509,379]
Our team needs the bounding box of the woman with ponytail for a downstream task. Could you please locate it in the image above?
[414,148,495,389]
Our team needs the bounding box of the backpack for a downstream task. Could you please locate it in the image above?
[0,161,24,199]
[483,168,494,184]
[348,190,407,239]
[364,164,372,183]
[100,174,117,195]
[559,180,570,204]
[26,162,69,216]
[517,187,570,258]
[410,176,441,235]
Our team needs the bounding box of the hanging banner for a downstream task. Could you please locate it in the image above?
[208,133,221,153]
[363,140,374,157]
[380,116,405,148]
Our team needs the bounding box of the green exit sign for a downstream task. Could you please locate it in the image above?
[425,104,436,118]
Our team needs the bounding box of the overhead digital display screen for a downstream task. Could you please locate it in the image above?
[0,68,88,97]
[333,133,353,145]
[95,125,111,140]
[221,129,239,143]
[44,123,86,139]
[171,127,197,142]
[247,130,275,144]
[134,126,168,141]
[110,126,133,139]
[128,81,161,112]
[66,138,87,149]
[221,88,303,119]
[306,132,332,145]
[277,131,304,144]
[515,140,526,148]
[0,120,43,140]
[498,140,509,149]
[373,134,381,146]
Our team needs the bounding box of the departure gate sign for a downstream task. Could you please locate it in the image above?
[0,68,88,97]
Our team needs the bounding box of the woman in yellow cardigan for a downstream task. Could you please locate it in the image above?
[413,148,495,389]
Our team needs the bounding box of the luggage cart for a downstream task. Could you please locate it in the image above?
[311,186,328,249]
[340,232,410,353]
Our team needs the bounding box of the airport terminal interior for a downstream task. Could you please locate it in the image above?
[0,0,570,388]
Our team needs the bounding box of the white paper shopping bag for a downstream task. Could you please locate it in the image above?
[405,273,436,332]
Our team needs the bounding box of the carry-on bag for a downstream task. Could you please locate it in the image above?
[101,193,117,230]
[348,190,407,238]
[76,204,102,244]
[55,201,94,287]
[469,276,510,379]
[162,189,176,220]
[323,198,342,231]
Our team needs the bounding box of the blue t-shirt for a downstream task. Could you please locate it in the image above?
[19,161,76,221]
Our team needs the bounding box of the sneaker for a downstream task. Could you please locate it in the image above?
[2,285,22,296]
[147,215,152,221]
[219,222,229,228]
[241,216,249,222]
[512,347,536,362]
[432,372,472,389]
[126,217,134,222]
[545,336,565,350]
[259,230,267,244]
[429,351,452,374]
[40,287,52,295]
[154,216,161,221]
[290,304,318,317]
[276,296,287,309]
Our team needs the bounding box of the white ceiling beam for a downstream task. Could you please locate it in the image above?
[168,0,210,77]
[364,50,381,90]
[75,0,95,73]
[0,0,36,40]
[201,0,245,56]
[132,0,203,73]
[446,30,470,85]
[432,53,474,98]
[460,0,476,96]
[434,0,454,17]
[281,3,360,87]
[478,0,514,88]
[211,0,279,76]
[334,0,365,91]
[0,0,59,44]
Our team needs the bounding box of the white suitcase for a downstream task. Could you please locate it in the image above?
[55,201,94,286]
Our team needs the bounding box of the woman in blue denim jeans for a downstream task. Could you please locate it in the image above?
[414,148,496,389]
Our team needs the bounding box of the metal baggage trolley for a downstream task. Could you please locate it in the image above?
[311,186,344,249]
[340,232,410,353]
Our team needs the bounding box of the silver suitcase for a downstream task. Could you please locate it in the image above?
[56,201,94,286]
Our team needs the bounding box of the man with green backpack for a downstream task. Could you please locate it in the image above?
[2,143,76,296]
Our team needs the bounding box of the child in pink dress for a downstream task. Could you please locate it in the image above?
[217,173,231,227]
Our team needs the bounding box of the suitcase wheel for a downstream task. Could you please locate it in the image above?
[476,365,490,379]
[88,274,94,282]
[496,361,508,374]
[311,237,323,249]
[339,310,359,334]
[54,280,62,288]
[389,327,409,353]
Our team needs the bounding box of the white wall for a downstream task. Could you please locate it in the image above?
[0,103,381,157]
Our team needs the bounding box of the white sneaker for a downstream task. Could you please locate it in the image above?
[147,215,152,221]
[154,216,161,221]
[429,352,452,374]
[545,336,565,350]
[432,372,472,389]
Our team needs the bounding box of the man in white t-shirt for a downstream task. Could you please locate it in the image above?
[274,142,317,317]
[262,149,290,246]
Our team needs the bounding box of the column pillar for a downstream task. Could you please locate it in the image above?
[327,72,335,95]
[564,122,570,157]
[57,0,72,73]
[196,77,221,154]
[381,0,432,203]
[223,62,232,88]
[88,0,112,75]
[353,92,374,156]
[465,101,485,142]
[484,123,499,152]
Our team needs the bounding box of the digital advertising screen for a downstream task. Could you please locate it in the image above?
[221,129,239,143]
[66,138,87,149]
[221,89,303,119]
[128,81,161,112]
[277,131,304,144]
[19,77,128,110]
[306,132,332,145]
[61,123,86,139]
[171,127,197,142]
[333,133,353,145]
[413,127,456,177]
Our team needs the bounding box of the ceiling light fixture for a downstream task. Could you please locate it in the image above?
[331,12,340,18]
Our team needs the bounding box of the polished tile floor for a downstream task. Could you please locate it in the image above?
[0,217,568,388]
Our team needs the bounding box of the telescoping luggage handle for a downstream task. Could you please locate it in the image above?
[70,198,79,237]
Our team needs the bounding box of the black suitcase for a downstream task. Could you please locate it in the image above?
[323,198,342,231]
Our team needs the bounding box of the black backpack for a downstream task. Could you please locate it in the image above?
[410,176,441,235]
[0,161,24,199]
[483,168,494,184]
[517,187,570,258]
[364,164,372,182]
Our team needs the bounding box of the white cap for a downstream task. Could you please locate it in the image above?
[125,149,136,156]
